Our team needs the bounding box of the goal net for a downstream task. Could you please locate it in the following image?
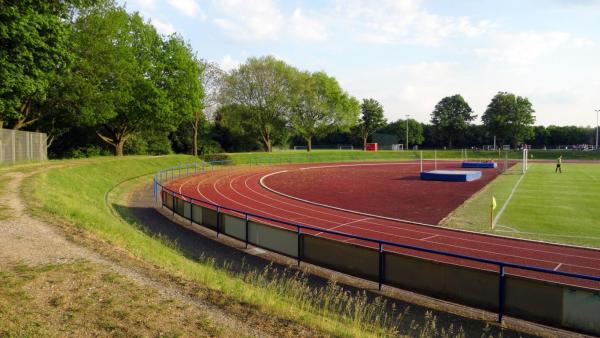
[337,144,354,150]
[501,148,529,175]
[293,146,308,150]
[391,144,403,151]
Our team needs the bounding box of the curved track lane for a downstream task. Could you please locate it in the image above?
[166,163,600,289]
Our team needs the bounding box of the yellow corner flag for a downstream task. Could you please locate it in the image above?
[490,196,497,230]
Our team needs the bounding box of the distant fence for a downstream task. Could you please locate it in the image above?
[0,128,47,164]
[154,162,600,336]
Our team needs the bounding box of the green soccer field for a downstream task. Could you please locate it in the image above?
[442,161,600,248]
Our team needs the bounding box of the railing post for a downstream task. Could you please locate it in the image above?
[172,192,175,216]
[297,226,302,266]
[245,214,249,249]
[498,264,506,323]
[189,200,193,225]
[216,206,221,238]
[378,242,385,290]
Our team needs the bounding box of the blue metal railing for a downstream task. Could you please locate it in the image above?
[153,161,600,325]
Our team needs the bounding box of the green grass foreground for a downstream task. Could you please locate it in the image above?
[23,155,463,337]
[443,162,600,248]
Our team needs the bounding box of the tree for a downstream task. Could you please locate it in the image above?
[379,118,424,147]
[482,92,535,147]
[288,71,359,151]
[65,6,196,155]
[194,60,224,156]
[221,56,294,152]
[357,98,386,150]
[162,36,204,157]
[430,94,476,148]
[0,0,84,129]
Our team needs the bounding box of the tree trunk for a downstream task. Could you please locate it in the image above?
[262,131,272,152]
[115,138,125,156]
[97,127,129,157]
[12,101,37,130]
[191,120,199,157]
[363,136,368,151]
[0,120,3,129]
[306,137,312,152]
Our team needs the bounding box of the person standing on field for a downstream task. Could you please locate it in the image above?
[555,155,562,173]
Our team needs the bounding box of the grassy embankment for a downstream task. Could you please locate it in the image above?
[23,155,459,337]
[443,162,600,248]
[223,149,600,165]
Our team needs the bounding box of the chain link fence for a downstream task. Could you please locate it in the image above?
[0,128,48,164]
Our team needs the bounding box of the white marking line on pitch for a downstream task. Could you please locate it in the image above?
[554,263,563,271]
[420,234,439,241]
[493,166,529,227]
[314,217,372,236]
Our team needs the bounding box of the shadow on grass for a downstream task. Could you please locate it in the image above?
[112,197,534,338]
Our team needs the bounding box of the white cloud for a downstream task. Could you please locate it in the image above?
[212,0,283,41]
[475,31,594,65]
[289,8,328,41]
[218,55,240,72]
[167,0,207,20]
[149,17,176,35]
[334,0,490,46]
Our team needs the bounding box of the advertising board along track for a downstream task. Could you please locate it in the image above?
[155,161,600,335]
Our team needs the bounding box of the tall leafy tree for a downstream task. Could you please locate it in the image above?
[482,92,535,147]
[162,36,204,156]
[430,94,476,148]
[0,0,87,129]
[221,56,294,152]
[379,118,424,147]
[288,71,359,151]
[357,98,386,150]
[194,60,223,156]
[64,6,196,155]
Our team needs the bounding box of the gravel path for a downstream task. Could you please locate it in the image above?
[0,166,275,338]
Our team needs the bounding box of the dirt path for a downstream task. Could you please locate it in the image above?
[0,166,275,337]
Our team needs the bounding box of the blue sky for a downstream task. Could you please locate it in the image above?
[122,0,600,126]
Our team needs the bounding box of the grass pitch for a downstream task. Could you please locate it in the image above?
[442,162,600,248]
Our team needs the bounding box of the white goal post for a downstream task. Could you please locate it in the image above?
[337,144,354,150]
[391,144,403,151]
[522,148,528,174]
[293,146,308,150]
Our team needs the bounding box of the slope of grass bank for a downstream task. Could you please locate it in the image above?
[23,155,446,337]
[222,149,600,165]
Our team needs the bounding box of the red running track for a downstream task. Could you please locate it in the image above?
[165,162,600,289]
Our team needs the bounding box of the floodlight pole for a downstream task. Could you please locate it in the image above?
[595,109,600,150]
[405,114,410,151]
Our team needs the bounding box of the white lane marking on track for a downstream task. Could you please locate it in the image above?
[196,177,218,204]
[189,165,600,272]
[420,234,439,241]
[260,171,434,228]
[314,217,372,236]
[212,172,600,271]
[338,222,600,272]
[493,165,529,226]
[247,169,600,264]
[254,170,600,263]
[554,263,563,271]
[207,174,316,229]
